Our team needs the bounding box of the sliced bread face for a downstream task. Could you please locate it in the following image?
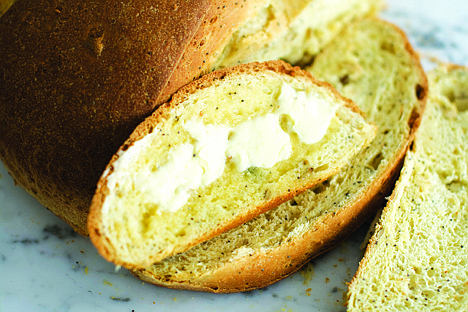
[347,65,468,311]
[88,60,376,269]
[131,18,427,293]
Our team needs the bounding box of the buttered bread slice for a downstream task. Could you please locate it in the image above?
[88,61,376,268]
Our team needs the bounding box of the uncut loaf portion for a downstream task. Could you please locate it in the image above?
[347,65,468,311]
[0,0,382,236]
[132,18,427,293]
[88,60,377,269]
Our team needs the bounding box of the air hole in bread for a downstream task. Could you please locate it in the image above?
[407,107,421,130]
[445,180,464,193]
[443,88,468,112]
[309,180,330,195]
[314,163,329,172]
[339,74,350,86]
[380,41,396,55]
[443,87,456,103]
[415,84,426,100]
[369,152,383,171]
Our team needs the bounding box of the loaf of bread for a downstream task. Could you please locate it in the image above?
[0,0,382,236]
[131,18,427,292]
[347,65,468,311]
[88,60,376,268]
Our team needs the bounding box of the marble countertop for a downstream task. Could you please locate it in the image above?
[1,1,467,311]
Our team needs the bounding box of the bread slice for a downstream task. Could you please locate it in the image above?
[347,65,468,311]
[214,0,383,68]
[0,0,382,237]
[131,18,427,293]
[88,60,376,268]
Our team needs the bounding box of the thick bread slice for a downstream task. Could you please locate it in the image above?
[88,60,376,268]
[347,65,468,311]
[132,18,427,293]
[0,0,382,236]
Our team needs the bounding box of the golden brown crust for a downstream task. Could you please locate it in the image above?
[0,0,261,235]
[129,19,428,292]
[162,0,269,99]
[88,60,373,268]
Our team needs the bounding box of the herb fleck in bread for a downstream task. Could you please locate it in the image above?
[347,65,468,311]
[131,18,427,292]
[0,0,381,236]
[88,60,376,268]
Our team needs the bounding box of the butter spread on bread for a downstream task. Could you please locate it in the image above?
[106,81,338,214]
[131,18,427,293]
[347,65,468,311]
[88,60,376,268]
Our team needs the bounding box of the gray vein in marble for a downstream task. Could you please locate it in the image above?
[42,224,78,240]
[11,238,40,244]
[110,297,131,302]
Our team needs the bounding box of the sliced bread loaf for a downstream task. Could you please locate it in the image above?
[0,0,382,236]
[88,60,376,268]
[131,18,427,292]
[347,65,468,311]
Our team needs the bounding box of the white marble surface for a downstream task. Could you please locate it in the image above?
[1,1,467,311]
